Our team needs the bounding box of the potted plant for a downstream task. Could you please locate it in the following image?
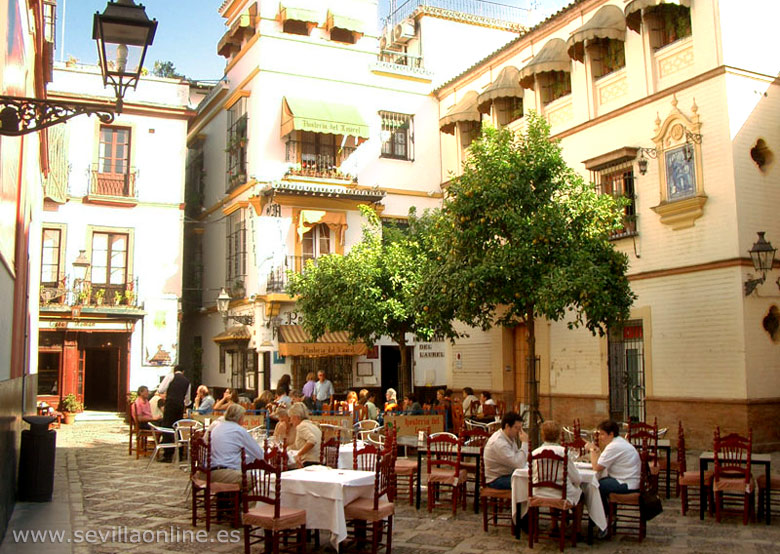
[77,284,91,305]
[60,393,83,424]
[94,288,105,306]
[113,290,123,306]
[125,288,136,306]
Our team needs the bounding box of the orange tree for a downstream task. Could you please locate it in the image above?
[421,113,635,441]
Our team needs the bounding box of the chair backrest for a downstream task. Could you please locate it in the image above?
[451,402,465,434]
[241,448,282,518]
[460,428,490,449]
[469,400,480,417]
[130,401,140,425]
[264,438,288,471]
[676,421,687,473]
[465,419,490,432]
[562,435,587,458]
[528,447,568,501]
[496,400,506,418]
[713,427,752,482]
[427,432,461,473]
[628,418,659,466]
[148,423,174,446]
[190,431,211,483]
[357,419,379,441]
[353,436,380,471]
[372,449,394,509]
[482,403,496,418]
[321,435,341,468]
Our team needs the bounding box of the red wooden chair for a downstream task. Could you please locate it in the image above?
[190,431,241,531]
[627,419,660,494]
[392,426,417,506]
[713,427,755,525]
[677,421,714,516]
[353,433,381,471]
[129,402,153,459]
[320,433,341,468]
[451,402,465,434]
[344,449,395,554]
[562,419,587,459]
[426,432,467,516]
[607,447,649,542]
[478,440,514,533]
[527,447,583,551]
[459,428,490,511]
[241,447,306,554]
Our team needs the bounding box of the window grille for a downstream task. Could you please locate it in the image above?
[608,321,645,422]
[226,209,247,287]
[379,111,414,161]
[226,98,248,191]
[593,160,637,239]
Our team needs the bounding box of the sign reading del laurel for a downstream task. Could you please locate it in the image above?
[384,414,444,436]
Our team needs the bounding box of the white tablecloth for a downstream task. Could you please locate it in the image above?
[511,464,607,531]
[337,441,368,470]
[280,467,375,547]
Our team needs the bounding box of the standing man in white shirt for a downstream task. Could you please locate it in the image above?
[483,412,530,489]
[586,419,641,518]
[209,404,264,484]
[313,371,334,412]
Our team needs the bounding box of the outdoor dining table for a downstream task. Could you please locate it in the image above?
[280,466,376,548]
[395,435,483,513]
[510,463,607,541]
[698,451,772,524]
[337,440,367,470]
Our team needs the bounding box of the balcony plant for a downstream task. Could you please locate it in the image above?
[94,288,105,306]
[113,290,123,306]
[125,288,136,306]
[60,393,83,424]
[76,284,91,305]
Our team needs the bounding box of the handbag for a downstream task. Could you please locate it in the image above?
[639,490,663,521]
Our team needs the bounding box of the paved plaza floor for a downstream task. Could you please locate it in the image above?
[2,421,780,554]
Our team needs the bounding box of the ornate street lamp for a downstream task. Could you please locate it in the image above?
[72,250,92,282]
[744,232,777,296]
[92,0,158,114]
[216,287,254,327]
[0,0,157,136]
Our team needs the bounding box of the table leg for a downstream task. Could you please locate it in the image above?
[415,449,422,510]
[699,458,706,520]
[665,446,671,499]
[515,502,521,540]
[473,455,480,514]
[765,462,771,525]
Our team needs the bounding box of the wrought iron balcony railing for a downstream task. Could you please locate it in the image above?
[266,256,324,293]
[89,164,138,199]
[40,276,140,308]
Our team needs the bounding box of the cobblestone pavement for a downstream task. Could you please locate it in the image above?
[5,421,780,554]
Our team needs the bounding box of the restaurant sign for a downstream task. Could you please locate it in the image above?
[384,414,444,437]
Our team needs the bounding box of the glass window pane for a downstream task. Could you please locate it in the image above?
[109,267,125,285]
[92,267,107,284]
[92,233,108,250]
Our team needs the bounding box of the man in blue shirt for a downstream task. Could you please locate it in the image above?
[314,370,334,411]
[193,385,215,415]
[209,404,264,484]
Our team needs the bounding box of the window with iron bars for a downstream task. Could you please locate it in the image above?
[379,111,414,161]
[226,209,247,289]
[226,98,248,191]
[595,161,637,239]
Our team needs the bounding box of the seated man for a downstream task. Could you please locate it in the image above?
[193,385,215,415]
[531,421,582,505]
[289,402,322,467]
[209,403,264,484]
[483,411,529,489]
[587,419,641,526]
[133,386,160,430]
[149,390,165,421]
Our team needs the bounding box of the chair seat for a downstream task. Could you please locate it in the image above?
[481,487,513,499]
[192,477,241,493]
[528,496,573,510]
[713,475,755,493]
[395,459,417,474]
[757,474,780,489]
[609,492,640,505]
[679,470,714,486]
[428,468,468,485]
[344,497,395,522]
[242,504,307,531]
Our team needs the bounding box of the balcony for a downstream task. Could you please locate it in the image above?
[284,148,357,183]
[266,256,322,294]
[40,277,140,310]
[86,164,138,205]
[371,51,433,82]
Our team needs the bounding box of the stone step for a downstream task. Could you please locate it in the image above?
[74,410,124,422]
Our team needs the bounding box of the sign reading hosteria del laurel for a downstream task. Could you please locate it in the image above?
[300,343,365,356]
[298,118,364,137]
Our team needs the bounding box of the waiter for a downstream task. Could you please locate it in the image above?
[158,365,191,461]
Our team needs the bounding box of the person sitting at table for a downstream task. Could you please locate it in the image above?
[133,386,161,430]
[532,421,582,504]
[213,388,238,411]
[403,393,423,415]
[483,411,530,489]
[462,387,479,417]
[208,403,264,484]
[272,407,296,446]
[149,390,165,421]
[384,388,399,412]
[253,389,274,411]
[343,390,358,413]
[274,386,292,408]
[586,419,641,533]
[359,389,378,421]
[289,402,322,467]
[192,385,215,415]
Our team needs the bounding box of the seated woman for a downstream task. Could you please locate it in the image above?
[462,387,479,417]
[272,407,296,446]
[343,390,358,413]
[531,421,582,506]
[289,402,322,467]
[253,389,274,411]
[213,388,238,412]
[383,388,398,413]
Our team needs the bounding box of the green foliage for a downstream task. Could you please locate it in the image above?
[424,112,635,335]
[62,393,83,413]
[286,206,460,348]
[152,60,182,79]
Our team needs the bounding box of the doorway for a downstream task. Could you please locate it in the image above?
[84,348,119,411]
[608,320,646,422]
[380,346,400,397]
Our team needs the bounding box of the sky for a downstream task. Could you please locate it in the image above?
[57,0,572,82]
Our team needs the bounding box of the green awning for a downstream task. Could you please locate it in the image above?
[281,97,370,139]
[566,5,626,63]
[327,11,364,34]
[280,4,319,24]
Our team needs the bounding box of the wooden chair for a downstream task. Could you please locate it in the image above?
[627,419,660,494]
[393,426,417,506]
[677,421,713,516]
[527,447,583,552]
[459,428,490,511]
[713,427,755,525]
[468,400,481,418]
[757,473,780,521]
[320,433,341,468]
[241,447,306,554]
[562,420,587,459]
[190,431,241,532]
[479,442,514,533]
[129,402,153,459]
[344,449,395,554]
[451,402,465,434]
[607,448,649,542]
[426,432,467,516]
[353,433,381,471]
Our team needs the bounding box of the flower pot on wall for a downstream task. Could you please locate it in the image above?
[63,412,76,425]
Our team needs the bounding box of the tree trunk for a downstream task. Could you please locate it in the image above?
[397,334,408,398]
[526,303,539,448]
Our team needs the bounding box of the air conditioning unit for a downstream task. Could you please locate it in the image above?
[393,19,416,44]
[381,29,401,51]
[379,34,388,51]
